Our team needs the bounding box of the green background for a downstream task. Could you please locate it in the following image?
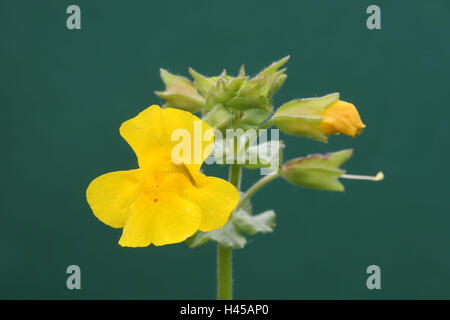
[1,0,449,299]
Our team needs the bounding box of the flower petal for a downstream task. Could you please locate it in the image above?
[86,170,140,228]
[320,100,365,137]
[119,105,165,166]
[183,173,240,232]
[119,192,202,247]
[119,105,214,174]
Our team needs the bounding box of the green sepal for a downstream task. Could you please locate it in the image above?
[204,76,248,111]
[273,93,339,142]
[233,109,272,129]
[188,67,215,97]
[225,95,271,112]
[202,104,233,130]
[281,149,353,191]
[255,56,290,79]
[155,68,204,112]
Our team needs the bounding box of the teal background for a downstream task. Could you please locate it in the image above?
[1,0,449,299]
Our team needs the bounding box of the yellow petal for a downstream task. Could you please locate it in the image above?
[119,105,214,174]
[320,100,365,137]
[183,172,240,232]
[119,192,202,247]
[86,170,140,228]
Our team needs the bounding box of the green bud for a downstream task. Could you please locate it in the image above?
[273,93,339,142]
[188,67,217,97]
[233,108,272,129]
[189,57,289,115]
[225,78,270,112]
[281,149,353,191]
[204,75,248,111]
[202,104,233,130]
[256,56,290,78]
[268,72,287,99]
[226,95,270,112]
[254,56,289,101]
[237,64,246,77]
[155,68,204,113]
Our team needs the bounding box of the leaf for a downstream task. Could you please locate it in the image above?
[233,210,276,235]
[186,197,276,249]
[186,221,247,249]
[210,132,283,170]
[244,140,284,170]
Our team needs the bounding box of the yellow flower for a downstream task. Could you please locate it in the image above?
[319,100,366,137]
[86,105,239,247]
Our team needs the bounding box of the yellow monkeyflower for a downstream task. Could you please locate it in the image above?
[86,105,239,247]
[319,100,365,137]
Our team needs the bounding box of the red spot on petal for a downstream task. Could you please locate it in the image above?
[153,198,158,203]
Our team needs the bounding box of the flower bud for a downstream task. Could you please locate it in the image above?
[202,104,233,130]
[273,93,365,142]
[281,149,353,191]
[319,100,365,137]
[155,68,204,113]
[189,57,289,116]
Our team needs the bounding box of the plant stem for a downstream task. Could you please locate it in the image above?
[217,244,232,300]
[217,164,241,300]
[258,117,274,130]
[229,164,242,191]
[234,171,280,213]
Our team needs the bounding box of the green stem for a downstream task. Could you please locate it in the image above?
[217,164,241,300]
[258,117,274,130]
[217,244,232,300]
[229,164,242,191]
[243,117,275,151]
[234,171,280,213]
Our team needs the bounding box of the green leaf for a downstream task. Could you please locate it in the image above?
[186,221,247,249]
[210,132,283,170]
[233,210,276,235]
[244,140,284,170]
[186,198,276,249]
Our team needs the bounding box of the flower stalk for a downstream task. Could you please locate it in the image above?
[234,171,280,214]
[217,164,242,300]
[217,244,232,300]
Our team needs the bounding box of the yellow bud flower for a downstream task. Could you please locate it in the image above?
[273,93,366,142]
[319,100,365,137]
